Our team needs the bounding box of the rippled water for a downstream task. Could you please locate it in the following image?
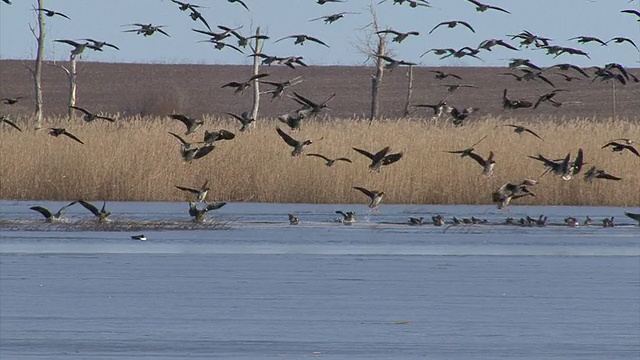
[1,201,639,359]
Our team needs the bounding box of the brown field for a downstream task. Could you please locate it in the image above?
[0,61,638,205]
[1,115,638,206]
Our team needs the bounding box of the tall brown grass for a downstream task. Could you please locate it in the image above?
[1,115,638,206]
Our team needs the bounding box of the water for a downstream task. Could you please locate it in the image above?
[1,200,639,359]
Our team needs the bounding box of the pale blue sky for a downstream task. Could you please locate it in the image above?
[1,0,639,67]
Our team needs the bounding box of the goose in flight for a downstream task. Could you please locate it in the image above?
[335,210,356,225]
[601,140,640,157]
[353,186,385,212]
[534,89,566,109]
[547,63,590,78]
[275,34,329,47]
[352,146,403,172]
[290,91,335,117]
[47,128,84,144]
[276,127,313,156]
[621,9,640,21]
[81,38,119,50]
[375,29,420,43]
[227,0,249,11]
[606,37,639,51]
[70,106,115,122]
[502,89,533,110]
[375,55,417,71]
[175,180,210,202]
[445,135,487,158]
[226,111,255,132]
[310,12,357,24]
[429,20,475,34]
[503,124,543,140]
[306,153,352,167]
[2,96,23,105]
[568,36,607,46]
[260,76,303,100]
[54,39,101,56]
[478,38,517,51]
[465,150,495,176]
[492,179,537,210]
[124,24,170,37]
[583,166,621,183]
[221,73,269,95]
[429,70,461,80]
[169,114,203,135]
[77,200,111,222]
[35,8,70,19]
[30,201,77,222]
[188,201,227,222]
[466,0,510,14]
[203,129,235,145]
[168,132,215,162]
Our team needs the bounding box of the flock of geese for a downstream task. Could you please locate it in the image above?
[1,0,639,234]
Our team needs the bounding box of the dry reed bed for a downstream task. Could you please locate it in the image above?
[1,115,638,206]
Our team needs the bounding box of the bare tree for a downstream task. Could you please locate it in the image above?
[352,4,387,121]
[249,27,264,121]
[403,65,414,117]
[28,0,46,128]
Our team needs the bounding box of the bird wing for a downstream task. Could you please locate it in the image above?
[54,39,82,47]
[276,127,299,147]
[353,186,375,199]
[96,115,116,122]
[78,200,100,216]
[372,146,391,162]
[306,36,330,47]
[2,118,22,131]
[352,147,376,160]
[382,152,403,165]
[336,157,352,163]
[306,153,331,161]
[70,105,92,116]
[62,130,84,144]
[156,28,171,37]
[205,202,227,211]
[524,127,543,140]
[168,132,189,146]
[193,145,215,160]
[467,151,486,167]
[175,185,199,194]
[233,0,250,11]
[30,206,53,218]
[625,145,640,157]
[459,21,475,32]
[597,172,621,181]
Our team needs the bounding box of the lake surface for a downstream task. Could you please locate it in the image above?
[1,200,639,359]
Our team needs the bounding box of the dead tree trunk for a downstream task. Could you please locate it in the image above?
[31,0,46,128]
[369,8,385,122]
[67,54,78,118]
[403,65,414,117]
[250,27,263,121]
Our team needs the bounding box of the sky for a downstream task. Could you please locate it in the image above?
[1,0,639,68]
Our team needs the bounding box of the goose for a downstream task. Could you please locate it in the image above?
[601,140,639,157]
[441,84,478,93]
[375,29,420,43]
[353,186,384,212]
[429,70,461,80]
[564,217,579,227]
[47,128,84,144]
[276,127,312,156]
[602,217,615,228]
[226,111,255,132]
[317,0,346,3]
[502,89,533,110]
[503,69,555,87]
[278,113,305,130]
[1,116,21,131]
[188,201,226,222]
[221,73,269,95]
[445,135,487,158]
[503,124,543,140]
[81,38,119,50]
[187,8,211,31]
[288,214,300,225]
[541,45,590,59]
[275,34,329,47]
[290,92,335,117]
[227,0,249,11]
[77,200,111,222]
[508,58,542,70]
[228,30,269,48]
[429,20,475,34]
[169,132,215,162]
[175,180,210,202]
[2,96,23,105]
[624,212,640,225]
[131,234,147,241]
[509,31,550,48]
[70,106,115,122]
[431,215,445,226]
[30,201,77,222]
[534,89,566,109]
[478,39,517,51]
[583,166,621,183]
[568,35,607,46]
[446,105,479,126]
[554,73,582,82]
[414,99,448,117]
[169,114,203,135]
[309,12,357,24]
[279,56,308,69]
[547,63,590,78]
[35,8,70,19]
[375,55,417,71]
[352,146,403,172]
[621,9,640,21]
[466,151,495,176]
[54,39,101,56]
[260,76,303,100]
[466,0,510,13]
[408,217,424,225]
[203,129,235,144]
[583,216,592,226]
[492,179,537,210]
[170,0,202,11]
[382,0,431,8]
[124,24,170,37]
[606,37,639,51]
[335,210,356,225]
[306,153,352,167]
[192,26,239,41]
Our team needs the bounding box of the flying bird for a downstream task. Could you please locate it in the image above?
[624,212,640,225]
[429,20,475,34]
[568,36,607,46]
[478,38,518,51]
[124,24,170,37]
[466,151,496,176]
[502,89,533,110]
[492,179,537,210]
[228,0,249,11]
[54,39,101,56]
[429,70,461,80]
[221,73,269,95]
[317,0,346,3]
[47,128,84,144]
[621,9,640,21]
[226,111,255,132]
[606,37,639,51]
[306,153,352,167]
[601,141,640,157]
[353,186,385,212]
[35,8,70,19]
[466,0,510,13]
[203,129,235,145]
[352,146,403,172]
[70,106,115,123]
[375,29,420,43]
[276,127,313,156]
[2,96,23,105]
[175,180,210,202]
[30,201,77,222]
[188,201,227,222]
[170,0,202,11]
[445,135,488,159]
[275,34,329,47]
[534,89,566,109]
[503,124,543,140]
[584,166,622,183]
[170,114,203,135]
[288,214,300,225]
[81,38,119,50]
[260,76,303,100]
[375,55,417,71]
[310,12,358,24]
[77,200,111,222]
[169,132,216,162]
